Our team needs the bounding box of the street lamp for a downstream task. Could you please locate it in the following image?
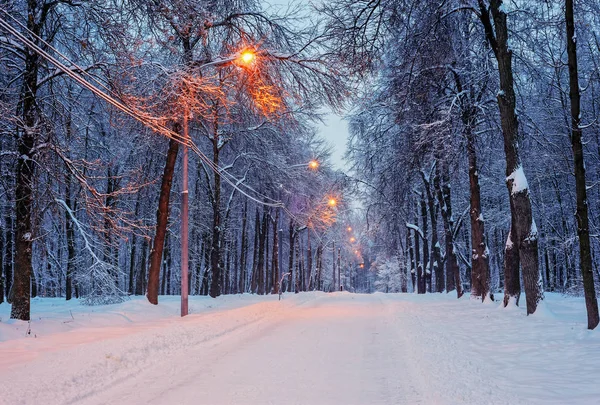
[180,47,258,317]
[237,49,256,66]
[328,198,337,207]
[308,160,319,170]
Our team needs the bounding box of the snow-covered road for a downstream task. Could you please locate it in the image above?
[1,292,599,404]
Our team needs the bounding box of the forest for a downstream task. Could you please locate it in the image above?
[1,0,599,331]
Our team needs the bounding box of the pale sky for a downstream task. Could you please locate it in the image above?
[317,111,349,171]
[263,0,350,172]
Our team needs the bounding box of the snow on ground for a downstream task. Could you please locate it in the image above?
[0,292,598,405]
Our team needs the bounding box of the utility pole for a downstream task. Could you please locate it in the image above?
[332,240,336,291]
[181,107,189,317]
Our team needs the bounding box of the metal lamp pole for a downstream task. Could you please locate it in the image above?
[181,106,189,317]
[179,49,257,316]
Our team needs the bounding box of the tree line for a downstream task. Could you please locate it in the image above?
[0,0,359,320]
[326,0,600,329]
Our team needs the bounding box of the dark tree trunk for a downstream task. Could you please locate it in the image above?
[316,243,323,291]
[11,0,44,320]
[233,238,239,294]
[307,229,313,290]
[251,209,260,293]
[195,234,204,295]
[225,240,232,295]
[209,128,222,298]
[565,0,599,329]
[287,220,295,292]
[299,235,305,291]
[294,235,301,293]
[264,214,270,294]
[0,222,3,304]
[478,0,542,313]
[201,235,211,296]
[408,231,416,292]
[466,119,490,301]
[239,202,248,293]
[161,230,169,295]
[65,174,77,300]
[337,248,341,291]
[147,135,180,304]
[332,240,336,292]
[4,215,13,303]
[166,230,174,295]
[136,239,148,295]
[435,163,463,298]
[420,197,428,294]
[271,209,280,294]
[257,210,268,295]
[422,170,443,293]
[103,168,119,283]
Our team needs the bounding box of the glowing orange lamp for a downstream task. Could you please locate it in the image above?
[239,50,256,65]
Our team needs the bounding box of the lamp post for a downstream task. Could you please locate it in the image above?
[181,106,190,317]
[180,48,256,317]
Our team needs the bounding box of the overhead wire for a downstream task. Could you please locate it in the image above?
[0,10,345,240]
[0,9,288,209]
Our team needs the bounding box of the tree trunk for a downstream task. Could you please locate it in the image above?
[264,214,270,294]
[565,0,599,329]
[288,220,295,293]
[294,235,301,293]
[272,209,280,294]
[161,230,169,295]
[65,173,77,300]
[147,134,180,304]
[11,0,43,320]
[422,170,443,293]
[332,240,336,292]
[466,118,490,301]
[195,234,204,295]
[316,243,323,291]
[4,215,13,303]
[299,235,305,291]
[225,240,231,295]
[307,229,312,290]
[209,126,222,298]
[251,209,260,293]
[435,163,463,298]
[419,197,428,294]
[136,239,148,295]
[239,201,248,293]
[0,222,3,304]
[408,231,416,292]
[337,248,341,291]
[478,0,543,313]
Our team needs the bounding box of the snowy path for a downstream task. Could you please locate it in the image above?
[1,292,599,404]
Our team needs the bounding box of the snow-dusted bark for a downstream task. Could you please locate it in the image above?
[565,0,599,329]
[478,0,543,314]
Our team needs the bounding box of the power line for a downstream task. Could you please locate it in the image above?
[0,9,287,209]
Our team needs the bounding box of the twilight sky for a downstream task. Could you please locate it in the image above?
[263,0,350,172]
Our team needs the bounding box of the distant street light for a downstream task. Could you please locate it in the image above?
[286,160,320,170]
[350,237,356,243]
[347,226,352,232]
[328,198,337,207]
